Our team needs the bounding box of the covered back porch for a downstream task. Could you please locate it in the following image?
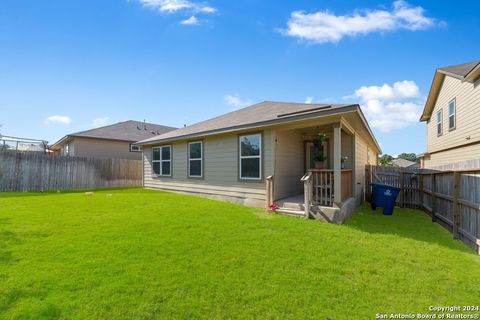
[266,118,358,223]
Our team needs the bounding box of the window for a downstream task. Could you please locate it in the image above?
[130,144,142,152]
[188,141,203,178]
[239,133,261,180]
[152,146,171,176]
[448,99,456,130]
[437,110,443,136]
[63,143,73,156]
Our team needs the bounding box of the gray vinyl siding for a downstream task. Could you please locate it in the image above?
[143,130,273,206]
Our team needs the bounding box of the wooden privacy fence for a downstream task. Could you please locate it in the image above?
[366,165,480,253]
[0,151,143,192]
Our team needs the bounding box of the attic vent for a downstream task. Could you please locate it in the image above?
[277,105,332,118]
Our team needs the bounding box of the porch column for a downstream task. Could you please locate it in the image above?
[333,123,342,206]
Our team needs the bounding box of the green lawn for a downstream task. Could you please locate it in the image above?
[0,189,479,319]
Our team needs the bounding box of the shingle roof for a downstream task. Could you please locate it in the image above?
[391,158,418,168]
[68,120,176,142]
[437,61,480,79]
[138,101,355,145]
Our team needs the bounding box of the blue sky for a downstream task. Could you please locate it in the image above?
[0,0,479,155]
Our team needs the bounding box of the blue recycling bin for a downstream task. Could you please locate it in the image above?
[370,183,401,215]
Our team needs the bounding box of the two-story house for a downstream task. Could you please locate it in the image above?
[420,61,480,168]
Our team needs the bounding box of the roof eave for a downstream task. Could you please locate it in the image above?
[354,105,382,154]
[50,135,72,149]
[420,71,445,122]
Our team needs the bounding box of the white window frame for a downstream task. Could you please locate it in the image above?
[437,109,443,136]
[188,141,203,178]
[152,145,171,177]
[130,144,143,152]
[448,99,456,130]
[239,133,262,180]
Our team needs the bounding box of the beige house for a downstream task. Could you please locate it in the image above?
[420,61,480,168]
[51,121,176,160]
[137,101,380,223]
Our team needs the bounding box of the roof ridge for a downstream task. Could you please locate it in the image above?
[70,120,130,136]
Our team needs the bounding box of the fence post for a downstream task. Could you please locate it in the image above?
[452,171,460,239]
[365,165,371,202]
[418,174,424,210]
[431,173,437,222]
[399,171,405,207]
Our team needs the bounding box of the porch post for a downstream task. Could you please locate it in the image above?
[333,123,342,206]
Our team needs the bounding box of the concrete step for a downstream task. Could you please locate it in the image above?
[276,208,305,217]
[278,201,305,211]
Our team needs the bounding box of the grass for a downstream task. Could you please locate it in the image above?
[0,189,479,319]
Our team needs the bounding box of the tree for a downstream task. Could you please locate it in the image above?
[379,154,393,166]
[397,153,418,162]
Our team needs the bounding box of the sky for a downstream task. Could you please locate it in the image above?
[0,0,479,156]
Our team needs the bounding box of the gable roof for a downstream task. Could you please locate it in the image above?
[51,120,176,148]
[137,101,381,152]
[420,60,480,121]
[391,158,418,168]
[437,61,480,80]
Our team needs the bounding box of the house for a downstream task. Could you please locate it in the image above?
[136,101,380,223]
[391,158,420,168]
[420,61,480,168]
[51,120,176,160]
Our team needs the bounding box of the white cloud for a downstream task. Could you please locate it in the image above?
[180,16,199,25]
[349,80,423,132]
[44,115,71,125]
[91,117,110,128]
[352,80,420,101]
[281,0,437,44]
[136,0,216,14]
[304,96,314,104]
[224,94,252,109]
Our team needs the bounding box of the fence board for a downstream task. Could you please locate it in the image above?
[0,151,142,192]
[366,164,480,253]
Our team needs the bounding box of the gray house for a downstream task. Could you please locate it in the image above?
[51,120,176,160]
[136,101,380,223]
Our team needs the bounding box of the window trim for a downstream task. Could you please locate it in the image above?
[238,132,263,181]
[188,141,203,179]
[152,145,172,177]
[130,144,143,152]
[448,98,456,131]
[436,109,443,137]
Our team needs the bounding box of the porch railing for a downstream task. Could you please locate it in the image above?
[307,169,353,206]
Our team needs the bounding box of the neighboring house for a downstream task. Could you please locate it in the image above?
[391,158,420,168]
[136,101,380,223]
[51,121,176,160]
[420,61,480,168]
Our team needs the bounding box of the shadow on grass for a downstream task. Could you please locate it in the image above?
[0,229,22,265]
[0,187,143,198]
[346,203,474,254]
